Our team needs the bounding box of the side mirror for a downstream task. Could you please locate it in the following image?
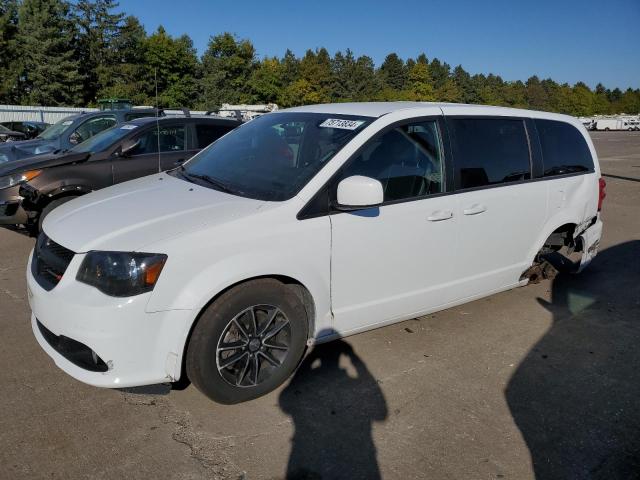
[119,139,139,157]
[336,175,384,210]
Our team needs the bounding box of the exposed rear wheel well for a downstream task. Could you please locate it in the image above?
[540,223,577,254]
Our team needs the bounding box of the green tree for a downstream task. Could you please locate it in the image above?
[286,48,333,104]
[143,26,199,108]
[406,59,435,101]
[199,32,255,108]
[98,15,147,104]
[0,0,19,102]
[247,57,284,104]
[73,0,124,105]
[16,0,82,105]
[331,49,378,101]
[379,53,406,91]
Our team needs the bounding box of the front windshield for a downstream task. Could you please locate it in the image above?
[37,117,76,140]
[181,112,372,201]
[71,123,138,153]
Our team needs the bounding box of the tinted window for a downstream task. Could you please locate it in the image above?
[535,119,594,176]
[181,113,371,201]
[195,124,235,148]
[450,118,531,189]
[72,116,117,144]
[131,125,185,155]
[339,120,444,202]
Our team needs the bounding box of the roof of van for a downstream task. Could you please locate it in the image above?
[282,102,578,123]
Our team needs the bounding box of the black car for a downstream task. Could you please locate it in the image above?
[0,115,240,233]
[0,121,49,139]
[0,109,160,164]
[0,124,27,142]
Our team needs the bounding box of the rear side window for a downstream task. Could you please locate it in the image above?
[535,119,594,176]
[450,118,531,189]
[131,125,186,155]
[195,124,235,148]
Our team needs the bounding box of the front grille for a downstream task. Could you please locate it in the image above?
[31,233,75,291]
[36,319,108,372]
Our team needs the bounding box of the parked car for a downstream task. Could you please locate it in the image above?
[26,102,604,404]
[0,124,27,142]
[0,121,49,139]
[0,109,161,164]
[0,115,240,233]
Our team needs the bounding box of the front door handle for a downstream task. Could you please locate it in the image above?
[463,204,487,215]
[427,210,453,222]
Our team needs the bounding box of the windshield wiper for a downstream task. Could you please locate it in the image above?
[180,167,237,195]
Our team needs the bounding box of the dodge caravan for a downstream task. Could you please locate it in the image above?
[27,102,605,404]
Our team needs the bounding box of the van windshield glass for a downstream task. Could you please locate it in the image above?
[71,124,135,153]
[179,112,372,201]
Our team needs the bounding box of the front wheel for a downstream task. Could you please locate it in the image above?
[186,279,309,404]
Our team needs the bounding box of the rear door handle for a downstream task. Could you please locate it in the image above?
[463,204,487,215]
[427,210,453,222]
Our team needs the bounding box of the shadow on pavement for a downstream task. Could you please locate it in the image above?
[506,241,640,479]
[279,337,388,480]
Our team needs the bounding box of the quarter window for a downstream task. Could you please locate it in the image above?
[339,120,444,202]
[131,125,185,155]
[450,118,531,189]
[535,119,594,176]
[195,124,235,148]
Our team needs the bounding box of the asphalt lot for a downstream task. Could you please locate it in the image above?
[1,131,639,480]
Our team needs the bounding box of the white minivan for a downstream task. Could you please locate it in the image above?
[27,102,605,404]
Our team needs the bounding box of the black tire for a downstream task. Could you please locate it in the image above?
[186,279,309,404]
[38,196,78,233]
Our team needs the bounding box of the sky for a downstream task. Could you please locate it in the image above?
[116,0,640,90]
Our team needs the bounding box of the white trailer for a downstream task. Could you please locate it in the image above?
[594,118,634,131]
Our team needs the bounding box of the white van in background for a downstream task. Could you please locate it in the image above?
[594,118,634,131]
[27,102,605,404]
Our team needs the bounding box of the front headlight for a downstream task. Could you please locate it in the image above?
[0,170,41,189]
[76,252,167,297]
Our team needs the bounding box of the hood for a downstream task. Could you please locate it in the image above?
[0,151,90,176]
[0,138,58,163]
[43,173,267,253]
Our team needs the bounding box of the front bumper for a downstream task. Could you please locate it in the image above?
[27,251,194,388]
[0,185,28,225]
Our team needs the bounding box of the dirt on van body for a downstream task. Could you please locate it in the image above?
[1,131,639,479]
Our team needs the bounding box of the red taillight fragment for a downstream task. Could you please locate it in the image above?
[598,177,606,211]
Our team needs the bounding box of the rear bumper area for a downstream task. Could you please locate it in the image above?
[577,217,603,273]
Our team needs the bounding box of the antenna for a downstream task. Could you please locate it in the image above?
[155,68,161,172]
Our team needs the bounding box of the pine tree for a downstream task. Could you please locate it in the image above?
[0,0,19,102]
[73,0,124,105]
[379,53,406,91]
[99,15,147,104]
[16,0,82,106]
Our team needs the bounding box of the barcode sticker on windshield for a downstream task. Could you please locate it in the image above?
[319,119,365,130]
[120,124,138,130]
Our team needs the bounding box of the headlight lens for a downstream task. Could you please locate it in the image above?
[0,170,41,189]
[76,251,167,297]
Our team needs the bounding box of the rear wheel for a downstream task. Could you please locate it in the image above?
[186,279,309,404]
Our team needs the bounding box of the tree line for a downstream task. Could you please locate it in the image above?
[1,0,639,116]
